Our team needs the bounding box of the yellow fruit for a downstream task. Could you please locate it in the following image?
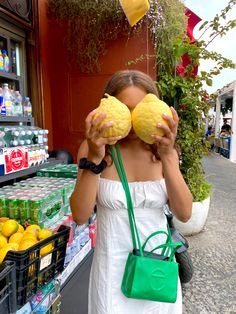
[0,247,10,264]
[22,232,38,242]
[0,222,3,232]
[9,232,24,244]
[0,234,8,249]
[38,229,53,241]
[4,243,19,251]
[17,224,24,233]
[25,224,41,236]
[131,93,173,144]
[0,243,19,264]
[40,243,54,256]
[0,217,9,223]
[0,248,8,264]
[1,219,19,237]
[18,238,37,251]
[93,94,132,141]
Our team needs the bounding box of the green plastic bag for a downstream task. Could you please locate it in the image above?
[109,144,182,303]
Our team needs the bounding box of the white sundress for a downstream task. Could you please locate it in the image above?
[88,177,182,314]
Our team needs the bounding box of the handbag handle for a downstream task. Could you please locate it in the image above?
[109,144,182,259]
[142,227,183,259]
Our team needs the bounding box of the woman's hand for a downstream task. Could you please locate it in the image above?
[85,109,122,163]
[151,107,178,158]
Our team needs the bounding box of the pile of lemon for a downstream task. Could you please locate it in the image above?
[0,217,54,264]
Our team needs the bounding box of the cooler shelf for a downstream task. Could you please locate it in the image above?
[0,159,62,184]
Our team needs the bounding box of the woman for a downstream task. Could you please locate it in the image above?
[70,70,192,314]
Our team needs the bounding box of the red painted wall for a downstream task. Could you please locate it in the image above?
[38,3,155,160]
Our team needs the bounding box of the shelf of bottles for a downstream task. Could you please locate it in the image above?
[0,125,49,175]
[0,33,30,119]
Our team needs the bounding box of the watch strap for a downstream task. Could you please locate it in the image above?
[78,157,107,174]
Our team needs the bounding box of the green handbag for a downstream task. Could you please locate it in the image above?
[109,144,183,303]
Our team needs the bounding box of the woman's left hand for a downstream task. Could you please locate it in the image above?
[151,107,178,158]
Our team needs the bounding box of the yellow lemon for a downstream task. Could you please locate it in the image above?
[0,217,9,223]
[25,224,41,236]
[0,247,11,264]
[4,243,19,251]
[93,94,132,142]
[40,243,54,256]
[17,224,24,233]
[0,243,19,263]
[18,238,37,251]
[38,229,53,241]
[0,248,8,263]
[9,232,24,244]
[22,232,38,242]
[131,93,173,144]
[0,234,8,249]
[1,219,19,237]
[0,222,4,232]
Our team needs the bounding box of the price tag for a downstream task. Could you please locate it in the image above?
[40,253,52,271]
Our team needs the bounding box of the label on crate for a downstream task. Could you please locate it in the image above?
[1,147,29,175]
[40,253,52,271]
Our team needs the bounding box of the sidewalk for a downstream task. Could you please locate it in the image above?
[182,153,236,314]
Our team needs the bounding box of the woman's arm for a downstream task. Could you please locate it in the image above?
[70,109,122,225]
[161,151,192,222]
[70,140,100,225]
[152,107,192,222]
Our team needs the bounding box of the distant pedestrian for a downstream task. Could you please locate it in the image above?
[205,126,212,139]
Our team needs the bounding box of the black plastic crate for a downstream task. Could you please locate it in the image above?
[4,225,70,309]
[0,261,17,314]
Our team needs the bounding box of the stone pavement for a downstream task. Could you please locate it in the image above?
[182,153,236,314]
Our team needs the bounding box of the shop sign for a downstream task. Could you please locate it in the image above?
[0,146,28,175]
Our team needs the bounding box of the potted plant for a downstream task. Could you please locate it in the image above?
[156,1,235,235]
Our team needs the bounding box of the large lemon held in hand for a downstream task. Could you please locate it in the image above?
[132,94,173,144]
[93,94,132,141]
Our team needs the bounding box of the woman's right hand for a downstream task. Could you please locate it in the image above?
[85,109,121,163]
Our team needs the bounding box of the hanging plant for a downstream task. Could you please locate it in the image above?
[48,0,187,73]
[48,0,131,72]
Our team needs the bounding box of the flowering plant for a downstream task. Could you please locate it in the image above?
[157,0,236,201]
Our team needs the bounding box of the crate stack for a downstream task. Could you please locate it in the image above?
[0,163,94,312]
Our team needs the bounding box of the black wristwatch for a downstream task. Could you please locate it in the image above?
[78,158,107,174]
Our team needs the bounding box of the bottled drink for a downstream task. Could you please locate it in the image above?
[2,83,13,116]
[0,87,5,116]
[10,140,18,147]
[13,91,23,116]
[25,129,33,145]
[0,50,4,71]
[2,50,10,73]
[23,97,32,117]
[11,49,16,74]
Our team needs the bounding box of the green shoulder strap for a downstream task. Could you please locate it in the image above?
[109,144,182,260]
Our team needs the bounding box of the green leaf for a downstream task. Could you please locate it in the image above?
[206,78,213,86]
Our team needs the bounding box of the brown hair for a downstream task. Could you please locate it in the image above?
[103,70,177,161]
[103,70,160,98]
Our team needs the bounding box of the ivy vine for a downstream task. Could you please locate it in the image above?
[48,0,187,73]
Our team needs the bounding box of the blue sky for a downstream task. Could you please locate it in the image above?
[184,0,236,94]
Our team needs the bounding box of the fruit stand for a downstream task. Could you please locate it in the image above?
[0,160,94,314]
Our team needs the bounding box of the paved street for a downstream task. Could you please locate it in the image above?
[182,153,236,314]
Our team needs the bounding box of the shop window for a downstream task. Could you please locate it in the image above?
[0,17,27,97]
